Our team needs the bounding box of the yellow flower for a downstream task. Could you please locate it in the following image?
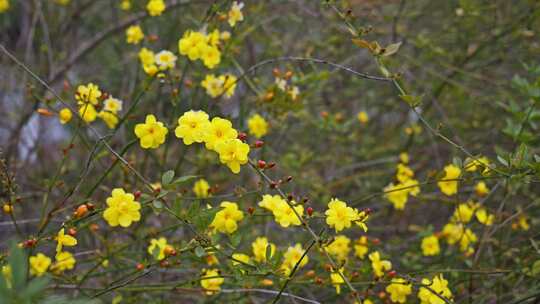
[204,117,238,151]
[399,152,409,164]
[273,201,303,228]
[0,0,9,13]
[175,110,211,145]
[201,74,224,98]
[357,111,369,124]
[79,104,98,123]
[464,156,490,173]
[325,235,351,261]
[200,45,221,69]
[325,198,357,232]
[134,114,168,149]
[421,235,440,256]
[417,274,452,304]
[386,278,412,303]
[147,237,171,260]
[354,236,369,259]
[396,163,414,183]
[55,228,77,254]
[193,178,211,198]
[207,29,221,47]
[231,253,251,266]
[247,114,269,138]
[384,183,409,210]
[330,268,345,294]
[155,50,177,70]
[58,108,72,124]
[252,237,275,263]
[103,188,141,227]
[459,228,477,253]
[451,203,474,223]
[143,64,159,76]
[98,111,119,129]
[29,253,51,277]
[220,31,231,41]
[75,83,102,105]
[363,300,374,304]
[438,164,461,196]
[369,251,392,278]
[210,201,244,234]
[200,268,224,295]
[281,244,308,275]
[146,0,165,16]
[178,31,207,61]
[475,208,494,226]
[442,222,463,245]
[126,25,144,44]
[288,86,300,100]
[138,47,155,66]
[215,138,250,174]
[475,181,489,197]
[51,251,76,274]
[515,214,530,231]
[54,0,70,5]
[103,96,123,114]
[120,0,131,10]
[355,209,369,232]
[228,1,244,27]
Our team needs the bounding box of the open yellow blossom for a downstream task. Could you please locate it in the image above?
[386,278,412,303]
[59,108,72,124]
[442,222,463,245]
[355,209,369,232]
[357,111,369,124]
[231,253,251,266]
[193,178,211,198]
[330,268,345,294]
[155,50,177,70]
[247,114,269,138]
[325,235,351,261]
[204,117,238,151]
[354,236,369,259]
[126,25,144,44]
[201,74,237,98]
[76,83,101,105]
[120,0,131,10]
[396,163,414,183]
[475,181,489,196]
[421,235,440,256]
[451,203,474,223]
[215,138,250,174]
[252,237,275,263]
[78,104,98,123]
[281,244,308,275]
[29,253,51,277]
[146,0,165,16]
[98,111,119,129]
[210,201,244,234]
[0,0,9,13]
[178,31,207,61]
[513,214,530,231]
[464,156,490,173]
[147,237,171,260]
[134,114,168,149]
[369,251,392,278]
[200,268,223,294]
[418,274,452,304]
[139,47,155,66]
[200,44,221,69]
[438,164,461,196]
[475,208,494,226]
[56,228,77,254]
[103,96,123,113]
[103,188,141,227]
[399,152,409,164]
[325,198,357,232]
[258,194,282,211]
[273,201,303,228]
[51,251,76,274]
[175,110,211,145]
[228,1,244,27]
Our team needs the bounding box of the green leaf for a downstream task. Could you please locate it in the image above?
[194,246,206,258]
[171,175,199,186]
[382,42,402,57]
[161,170,175,185]
[152,199,164,210]
[23,276,50,300]
[8,241,27,291]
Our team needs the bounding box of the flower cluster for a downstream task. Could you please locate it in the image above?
[384,160,420,210]
[210,201,244,234]
[258,194,303,228]
[66,82,123,129]
[325,198,368,233]
[175,110,250,173]
[138,47,177,76]
[178,30,223,69]
[201,74,237,99]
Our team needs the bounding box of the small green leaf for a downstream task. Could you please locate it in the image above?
[8,241,27,291]
[399,94,423,107]
[152,199,164,210]
[382,42,402,57]
[194,246,206,258]
[161,170,175,185]
[171,175,199,185]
